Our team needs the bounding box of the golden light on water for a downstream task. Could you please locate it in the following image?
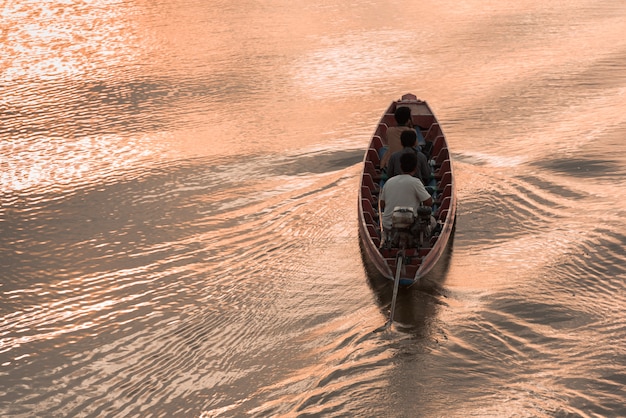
[0,133,172,193]
[2,0,626,416]
[1,0,144,82]
[291,30,420,98]
[0,1,173,194]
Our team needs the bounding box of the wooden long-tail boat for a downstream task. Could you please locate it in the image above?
[359,93,456,287]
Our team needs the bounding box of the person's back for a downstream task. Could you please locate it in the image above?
[380,106,413,169]
[379,152,433,232]
[387,130,431,184]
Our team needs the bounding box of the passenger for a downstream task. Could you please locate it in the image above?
[386,130,431,185]
[380,106,413,169]
[379,152,433,237]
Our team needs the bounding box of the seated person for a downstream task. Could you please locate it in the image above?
[380,106,414,169]
[379,152,433,238]
[386,130,431,185]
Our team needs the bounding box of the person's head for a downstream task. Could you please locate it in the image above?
[400,129,417,148]
[399,152,418,174]
[394,106,412,126]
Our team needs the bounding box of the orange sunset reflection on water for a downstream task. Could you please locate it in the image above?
[1,0,148,82]
[0,1,175,194]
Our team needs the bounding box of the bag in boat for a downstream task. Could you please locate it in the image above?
[391,206,415,229]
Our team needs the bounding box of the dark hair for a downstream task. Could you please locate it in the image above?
[394,106,411,125]
[399,152,418,173]
[400,129,417,147]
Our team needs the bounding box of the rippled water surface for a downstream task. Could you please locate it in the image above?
[2,1,626,417]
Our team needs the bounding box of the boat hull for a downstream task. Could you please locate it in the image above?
[358,94,456,286]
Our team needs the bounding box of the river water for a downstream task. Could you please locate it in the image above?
[2,1,626,417]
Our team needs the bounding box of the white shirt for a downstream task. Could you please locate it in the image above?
[380,174,431,230]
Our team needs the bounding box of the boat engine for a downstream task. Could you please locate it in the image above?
[413,206,434,247]
[385,206,433,249]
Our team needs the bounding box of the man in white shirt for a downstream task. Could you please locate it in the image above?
[379,152,433,234]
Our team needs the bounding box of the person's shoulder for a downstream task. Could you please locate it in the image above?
[405,175,425,187]
[387,125,412,133]
[389,174,413,183]
[384,174,403,185]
